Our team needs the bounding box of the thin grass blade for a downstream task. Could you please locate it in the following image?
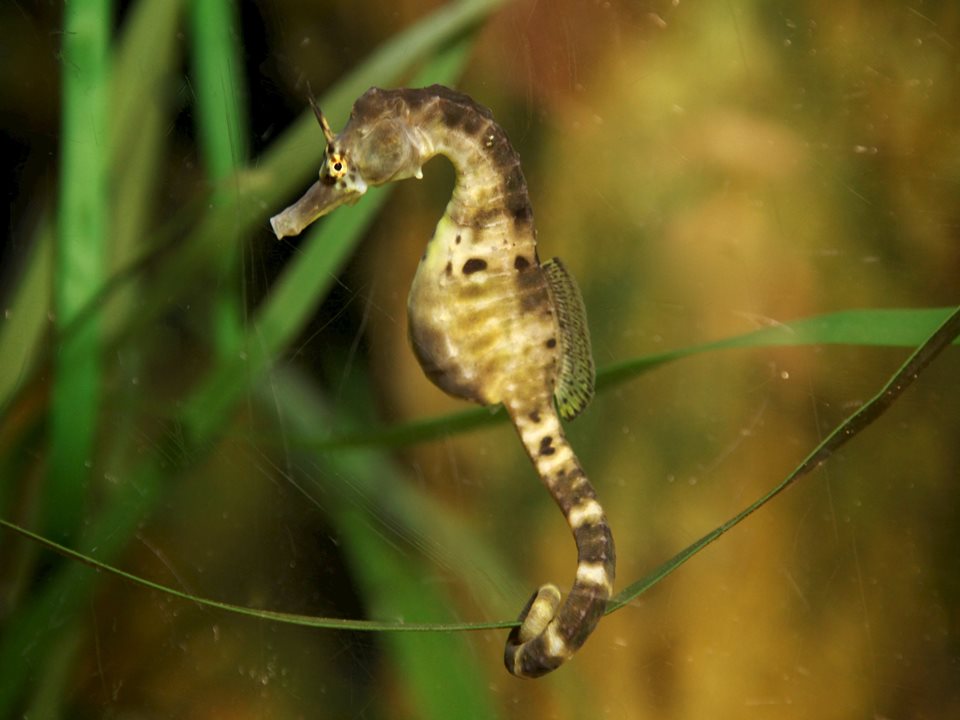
[44,0,112,543]
[189,0,249,355]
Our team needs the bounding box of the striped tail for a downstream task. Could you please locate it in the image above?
[503,402,616,678]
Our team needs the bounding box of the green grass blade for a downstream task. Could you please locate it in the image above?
[0,219,52,416]
[44,0,113,543]
[107,0,184,336]
[607,305,960,611]
[189,0,248,184]
[301,307,960,450]
[0,516,513,633]
[189,0,249,355]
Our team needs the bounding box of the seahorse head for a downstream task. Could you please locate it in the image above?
[270,88,427,239]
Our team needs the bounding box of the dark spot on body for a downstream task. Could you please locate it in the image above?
[470,207,504,227]
[440,100,469,129]
[402,88,429,110]
[455,234,462,244]
[539,435,555,456]
[529,410,541,423]
[463,112,486,135]
[445,261,452,276]
[573,523,615,570]
[321,174,336,187]
[517,268,549,312]
[514,255,530,271]
[462,258,487,274]
[546,338,557,349]
[521,290,549,313]
[486,132,517,169]
[512,204,534,226]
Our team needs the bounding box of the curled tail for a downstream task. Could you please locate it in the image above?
[503,402,616,678]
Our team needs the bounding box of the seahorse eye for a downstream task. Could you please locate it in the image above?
[326,151,348,179]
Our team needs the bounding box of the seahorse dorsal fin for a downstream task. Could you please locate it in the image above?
[543,258,595,421]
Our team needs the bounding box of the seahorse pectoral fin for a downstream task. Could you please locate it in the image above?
[543,258,595,421]
[269,178,365,239]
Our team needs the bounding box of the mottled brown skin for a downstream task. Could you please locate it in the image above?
[270,85,615,678]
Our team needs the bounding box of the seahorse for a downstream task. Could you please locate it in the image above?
[270,85,615,678]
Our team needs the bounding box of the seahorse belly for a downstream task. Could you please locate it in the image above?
[408,214,558,407]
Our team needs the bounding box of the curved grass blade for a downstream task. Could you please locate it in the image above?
[0,516,511,634]
[4,306,956,636]
[606,304,960,611]
[300,307,959,450]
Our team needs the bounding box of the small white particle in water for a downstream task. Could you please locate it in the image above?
[688,476,698,486]
[780,370,790,380]
[3,309,9,319]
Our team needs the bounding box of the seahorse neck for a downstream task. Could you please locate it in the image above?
[384,86,535,240]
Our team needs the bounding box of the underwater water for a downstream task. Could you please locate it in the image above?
[1,1,958,718]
